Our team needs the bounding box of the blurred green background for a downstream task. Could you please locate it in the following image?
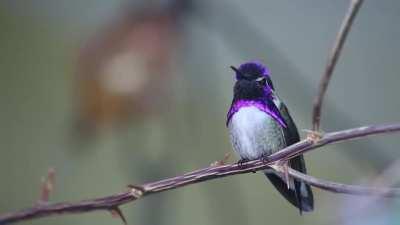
[1,1,400,224]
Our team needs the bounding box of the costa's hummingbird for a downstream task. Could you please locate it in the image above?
[227,61,314,213]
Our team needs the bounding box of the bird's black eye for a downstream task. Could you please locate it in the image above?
[255,77,267,86]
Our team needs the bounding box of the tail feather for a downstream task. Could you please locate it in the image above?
[265,155,314,213]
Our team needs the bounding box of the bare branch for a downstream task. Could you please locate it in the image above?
[312,0,364,131]
[1,123,400,225]
[286,168,400,197]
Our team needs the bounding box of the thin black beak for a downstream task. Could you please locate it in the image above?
[230,66,240,73]
[230,66,244,77]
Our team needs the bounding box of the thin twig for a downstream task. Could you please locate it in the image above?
[1,123,400,225]
[286,168,400,197]
[312,0,364,131]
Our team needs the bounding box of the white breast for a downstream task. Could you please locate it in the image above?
[228,106,286,160]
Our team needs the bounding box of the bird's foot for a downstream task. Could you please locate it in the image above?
[237,158,250,168]
[261,153,270,164]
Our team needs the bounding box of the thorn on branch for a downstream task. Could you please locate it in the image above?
[270,162,291,189]
[282,161,290,190]
[269,164,281,173]
[110,207,127,225]
[210,153,231,166]
[37,168,56,205]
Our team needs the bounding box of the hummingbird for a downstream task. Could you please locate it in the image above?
[226,61,314,213]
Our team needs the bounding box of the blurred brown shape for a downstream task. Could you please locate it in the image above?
[75,1,189,133]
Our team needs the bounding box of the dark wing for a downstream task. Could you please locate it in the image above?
[265,98,314,213]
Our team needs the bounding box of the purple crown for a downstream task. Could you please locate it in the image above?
[235,61,270,80]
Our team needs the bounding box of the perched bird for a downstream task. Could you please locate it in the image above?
[226,61,314,213]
